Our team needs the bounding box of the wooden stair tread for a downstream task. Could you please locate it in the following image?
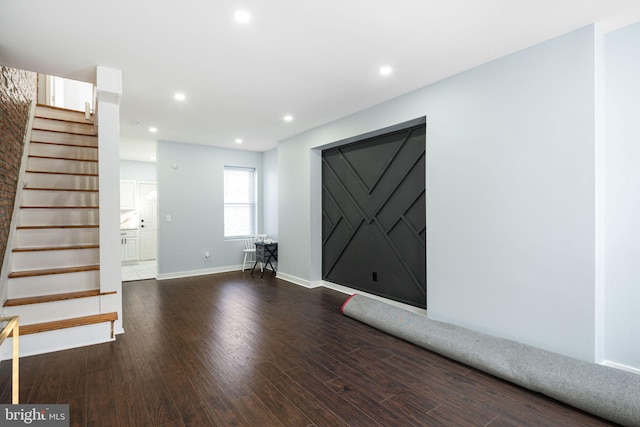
[4,290,116,307]
[9,312,118,336]
[36,104,89,113]
[32,116,96,130]
[28,154,98,162]
[31,126,97,137]
[26,170,98,177]
[36,103,81,109]
[8,265,100,279]
[17,225,99,230]
[21,205,98,209]
[24,187,98,192]
[30,140,97,149]
[13,244,99,252]
[33,116,93,125]
[29,128,97,137]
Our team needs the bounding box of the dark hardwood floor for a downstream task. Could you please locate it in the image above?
[0,272,616,426]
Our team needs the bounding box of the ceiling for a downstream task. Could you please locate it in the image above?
[2,1,640,157]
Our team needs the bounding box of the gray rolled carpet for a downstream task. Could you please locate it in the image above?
[341,294,640,427]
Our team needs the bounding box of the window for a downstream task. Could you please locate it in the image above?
[224,166,256,237]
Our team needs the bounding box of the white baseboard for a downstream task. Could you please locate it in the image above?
[276,272,322,288]
[602,360,640,375]
[275,275,426,314]
[156,265,241,280]
[321,281,428,315]
[157,269,428,316]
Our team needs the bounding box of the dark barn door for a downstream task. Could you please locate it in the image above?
[322,123,426,308]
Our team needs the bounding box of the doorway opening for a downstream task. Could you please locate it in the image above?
[120,156,158,281]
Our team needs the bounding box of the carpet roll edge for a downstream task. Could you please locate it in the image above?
[341,294,640,427]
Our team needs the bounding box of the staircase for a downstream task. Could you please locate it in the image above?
[1,104,118,358]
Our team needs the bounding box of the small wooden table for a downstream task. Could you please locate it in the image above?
[252,242,278,277]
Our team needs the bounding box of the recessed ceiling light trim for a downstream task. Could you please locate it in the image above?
[283,115,293,122]
[149,127,158,133]
[234,10,251,23]
[379,65,393,76]
[174,92,186,101]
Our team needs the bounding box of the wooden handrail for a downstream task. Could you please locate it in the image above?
[0,316,20,404]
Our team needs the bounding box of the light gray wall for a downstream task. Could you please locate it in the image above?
[605,22,640,369]
[263,148,278,240]
[157,141,263,276]
[278,25,602,362]
[120,160,156,182]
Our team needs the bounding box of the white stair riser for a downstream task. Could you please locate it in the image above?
[12,248,99,271]
[35,106,89,123]
[4,297,101,325]
[16,227,99,247]
[30,143,97,161]
[25,172,98,190]
[32,117,95,135]
[31,129,97,147]
[22,190,98,207]
[19,208,99,226]
[0,322,113,361]
[27,157,97,175]
[7,270,100,299]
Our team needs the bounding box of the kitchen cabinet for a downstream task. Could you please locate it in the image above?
[120,180,136,210]
[121,229,139,264]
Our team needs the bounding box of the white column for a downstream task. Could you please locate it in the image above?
[96,66,124,334]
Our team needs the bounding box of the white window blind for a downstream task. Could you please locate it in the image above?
[224,166,256,237]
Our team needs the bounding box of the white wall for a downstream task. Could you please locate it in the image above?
[263,148,278,240]
[605,22,640,369]
[120,160,156,182]
[279,25,602,362]
[61,77,93,112]
[157,141,263,277]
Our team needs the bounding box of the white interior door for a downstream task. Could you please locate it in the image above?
[138,182,157,261]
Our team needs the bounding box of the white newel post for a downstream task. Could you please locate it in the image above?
[96,66,124,335]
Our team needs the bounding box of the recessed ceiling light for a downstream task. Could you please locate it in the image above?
[149,127,158,133]
[150,156,157,161]
[174,93,186,101]
[235,138,243,144]
[379,66,393,76]
[234,10,251,23]
[283,115,293,122]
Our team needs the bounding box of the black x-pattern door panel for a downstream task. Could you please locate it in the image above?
[322,124,426,308]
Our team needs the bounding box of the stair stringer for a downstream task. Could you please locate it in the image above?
[0,101,36,306]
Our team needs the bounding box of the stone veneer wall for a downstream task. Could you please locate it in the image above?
[0,66,37,272]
